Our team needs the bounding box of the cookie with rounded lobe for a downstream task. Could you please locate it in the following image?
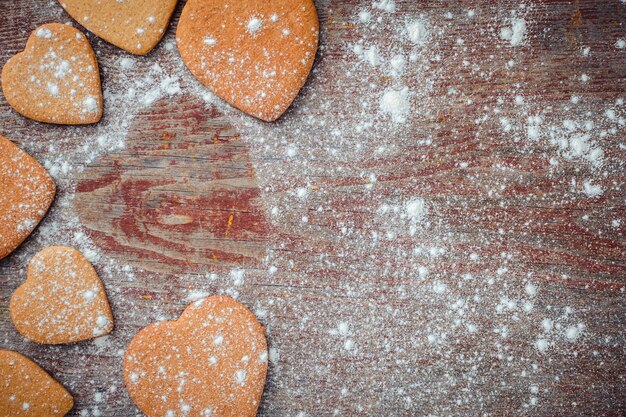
[124,296,268,417]
[58,0,178,55]
[1,23,103,124]
[177,0,319,122]
[0,350,73,417]
[0,136,56,260]
[10,246,114,344]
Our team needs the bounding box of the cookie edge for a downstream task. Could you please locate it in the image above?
[123,295,268,416]
[9,246,114,345]
[0,349,74,416]
[1,23,103,125]
[0,136,56,260]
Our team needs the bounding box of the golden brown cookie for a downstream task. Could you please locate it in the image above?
[58,0,178,55]
[0,136,56,260]
[10,246,114,344]
[1,23,103,124]
[177,0,319,121]
[124,296,268,417]
[0,350,73,417]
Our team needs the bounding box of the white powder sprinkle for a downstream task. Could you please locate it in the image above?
[47,82,60,97]
[380,87,410,123]
[582,180,603,197]
[406,19,428,45]
[535,338,549,352]
[404,198,427,220]
[525,282,538,296]
[82,96,98,113]
[390,54,406,75]
[501,18,527,46]
[118,57,135,70]
[373,0,396,13]
[231,269,245,286]
[364,45,381,67]
[565,325,582,341]
[96,316,110,327]
[296,187,309,199]
[186,291,210,302]
[36,27,52,39]
[269,347,280,363]
[235,369,246,385]
[358,10,372,24]
[247,17,263,34]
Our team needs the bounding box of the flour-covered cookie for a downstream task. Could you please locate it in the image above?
[0,136,56,260]
[58,0,178,55]
[10,246,114,344]
[0,350,73,417]
[177,0,319,121]
[1,23,103,124]
[124,296,268,417]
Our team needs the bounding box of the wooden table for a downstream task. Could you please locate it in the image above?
[1,0,625,415]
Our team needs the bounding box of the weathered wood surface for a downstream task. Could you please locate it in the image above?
[1,0,625,416]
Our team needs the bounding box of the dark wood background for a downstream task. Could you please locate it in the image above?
[1,0,625,416]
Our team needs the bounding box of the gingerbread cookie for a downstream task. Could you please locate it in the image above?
[0,350,73,417]
[124,296,268,417]
[58,0,178,55]
[10,246,114,344]
[0,136,56,260]
[1,23,103,124]
[177,0,319,121]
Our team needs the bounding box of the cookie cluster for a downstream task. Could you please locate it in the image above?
[0,0,318,415]
[1,0,318,124]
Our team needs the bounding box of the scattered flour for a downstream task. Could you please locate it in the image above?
[246,17,263,34]
[2,2,621,416]
[373,0,396,13]
[582,180,603,197]
[36,27,52,39]
[380,87,410,123]
[406,19,428,45]
[501,18,527,46]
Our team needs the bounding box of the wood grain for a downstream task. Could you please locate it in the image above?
[74,96,270,274]
[0,1,625,416]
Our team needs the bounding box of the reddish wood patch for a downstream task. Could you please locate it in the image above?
[75,96,270,274]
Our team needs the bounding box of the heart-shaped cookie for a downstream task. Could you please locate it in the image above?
[177,0,319,121]
[124,296,268,417]
[1,23,102,124]
[0,136,56,260]
[0,350,73,417]
[10,246,114,344]
[58,0,178,55]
